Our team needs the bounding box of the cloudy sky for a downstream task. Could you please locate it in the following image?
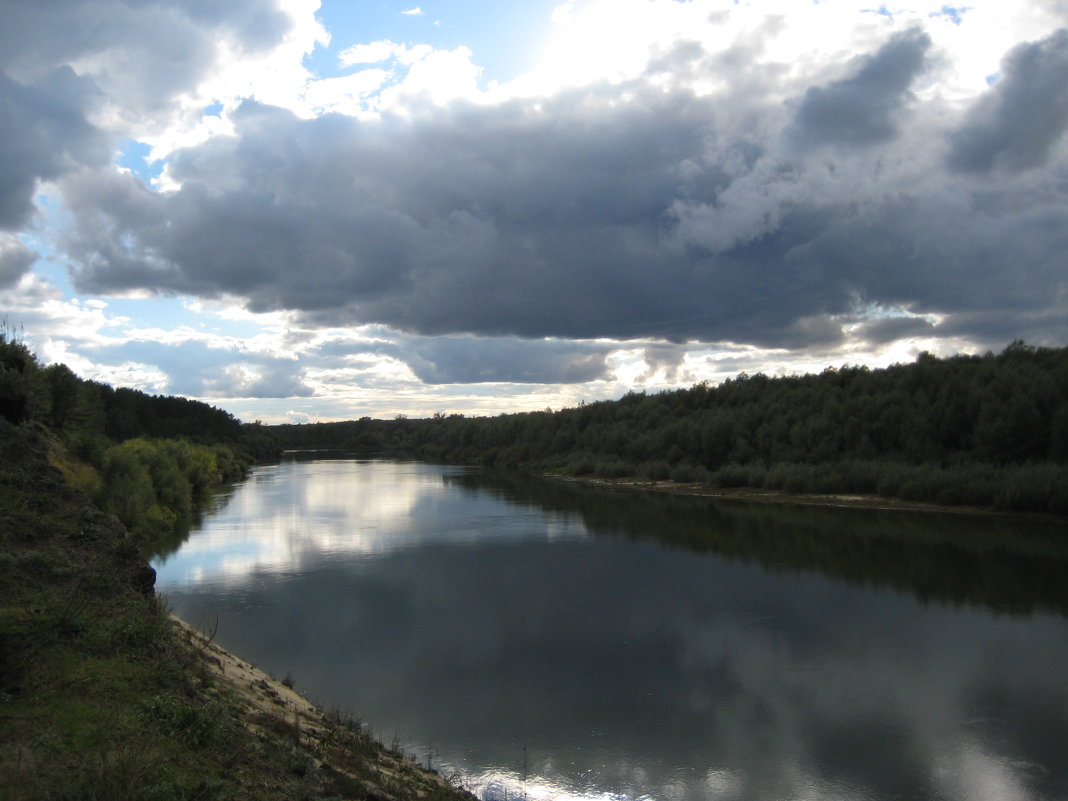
[2,0,1067,423]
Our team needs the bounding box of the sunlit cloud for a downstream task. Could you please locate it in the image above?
[338,40,406,66]
[3,0,1065,422]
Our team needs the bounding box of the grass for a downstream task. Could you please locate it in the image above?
[0,421,474,801]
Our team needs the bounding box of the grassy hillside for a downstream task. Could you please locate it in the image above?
[0,332,282,545]
[0,421,472,801]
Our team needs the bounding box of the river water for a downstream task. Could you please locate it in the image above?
[151,455,1068,801]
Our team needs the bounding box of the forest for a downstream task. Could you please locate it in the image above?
[273,341,1068,515]
[5,331,1067,517]
[0,331,276,540]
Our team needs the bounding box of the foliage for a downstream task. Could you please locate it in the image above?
[0,334,276,542]
[0,333,281,540]
[95,438,253,541]
[0,422,473,801]
[0,329,276,458]
[0,329,42,425]
[90,383,240,443]
[274,341,1068,514]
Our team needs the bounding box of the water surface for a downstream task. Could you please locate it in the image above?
[153,456,1068,801]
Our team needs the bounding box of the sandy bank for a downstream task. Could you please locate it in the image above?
[169,615,474,800]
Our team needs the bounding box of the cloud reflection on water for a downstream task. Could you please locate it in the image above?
[154,459,1068,801]
[154,457,588,589]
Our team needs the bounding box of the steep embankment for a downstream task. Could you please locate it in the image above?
[0,421,473,801]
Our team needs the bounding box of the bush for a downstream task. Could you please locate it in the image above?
[593,459,634,478]
[713,463,760,488]
[670,463,710,483]
[98,446,156,534]
[566,455,596,476]
[640,461,672,481]
[95,438,230,541]
[994,463,1068,513]
[67,430,109,467]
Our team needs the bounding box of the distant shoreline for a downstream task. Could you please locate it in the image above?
[546,474,1047,519]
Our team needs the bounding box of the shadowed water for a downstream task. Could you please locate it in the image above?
[151,455,1068,801]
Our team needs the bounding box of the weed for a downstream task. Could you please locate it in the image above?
[140,694,225,749]
[249,710,302,743]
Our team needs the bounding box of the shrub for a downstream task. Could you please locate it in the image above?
[994,463,1068,513]
[713,463,759,488]
[566,455,596,476]
[670,463,710,483]
[95,438,230,541]
[640,461,672,481]
[593,459,634,478]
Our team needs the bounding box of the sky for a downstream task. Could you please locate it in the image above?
[1,0,1067,424]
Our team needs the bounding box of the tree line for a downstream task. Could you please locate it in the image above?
[0,330,278,540]
[274,341,1068,514]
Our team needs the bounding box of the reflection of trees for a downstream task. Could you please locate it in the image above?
[447,468,1068,618]
[146,482,241,562]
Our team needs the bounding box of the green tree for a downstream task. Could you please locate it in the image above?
[0,331,41,424]
[98,445,156,534]
[42,363,83,429]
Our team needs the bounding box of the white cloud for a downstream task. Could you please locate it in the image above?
[338,40,406,66]
[402,7,425,16]
[376,46,483,107]
[304,69,392,113]
[94,362,171,393]
[6,0,1068,420]
[509,0,1068,103]
[0,275,130,356]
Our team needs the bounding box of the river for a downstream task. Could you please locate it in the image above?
[151,454,1068,801]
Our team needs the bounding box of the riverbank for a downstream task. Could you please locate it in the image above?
[0,422,473,801]
[549,473,1053,519]
[168,615,474,800]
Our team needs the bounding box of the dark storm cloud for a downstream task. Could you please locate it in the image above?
[638,344,688,382]
[936,308,1068,350]
[0,69,109,230]
[51,25,1068,353]
[0,0,292,232]
[788,27,931,149]
[315,332,612,385]
[0,237,38,287]
[67,89,853,350]
[63,91,734,339]
[403,337,611,384]
[947,28,1068,173]
[784,192,1068,324]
